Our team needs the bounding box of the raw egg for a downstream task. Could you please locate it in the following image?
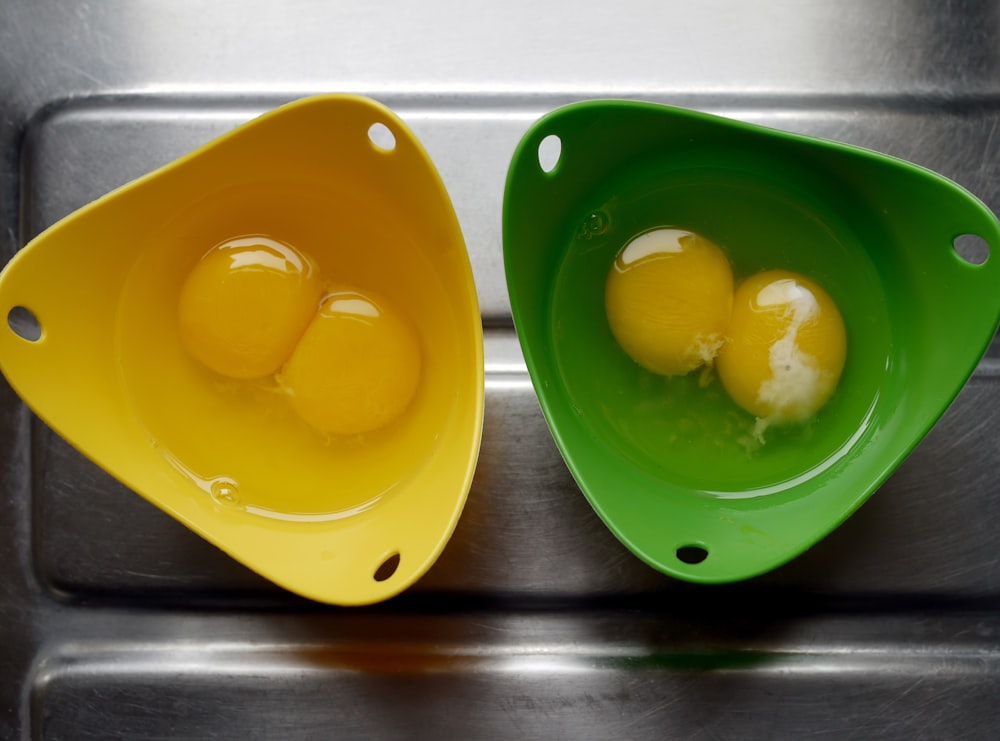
[279,290,422,436]
[178,236,322,379]
[605,228,734,376]
[716,269,846,435]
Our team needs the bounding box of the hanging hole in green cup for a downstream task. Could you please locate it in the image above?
[676,545,709,565]
[538,134,561,174]
[953,234,989,265]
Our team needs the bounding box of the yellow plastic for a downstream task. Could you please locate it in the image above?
[0,95,485,605]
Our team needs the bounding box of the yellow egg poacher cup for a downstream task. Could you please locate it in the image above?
[503,100,1000,583]
[0,95,484,605]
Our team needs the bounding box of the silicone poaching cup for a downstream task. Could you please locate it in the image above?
[503,100,1000,583]
[0,95,484,605]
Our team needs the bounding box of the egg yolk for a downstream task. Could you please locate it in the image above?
[279,290,421,436]
[716,270,846,426]
[605,228,734,376]
[178,236,322,379]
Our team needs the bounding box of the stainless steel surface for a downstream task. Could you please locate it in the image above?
[3,1,1000,738]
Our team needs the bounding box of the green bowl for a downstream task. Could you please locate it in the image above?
[502,99,1000,583]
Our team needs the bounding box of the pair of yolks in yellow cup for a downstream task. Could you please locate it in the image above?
[177,236,420,437]
[605,228,847,439]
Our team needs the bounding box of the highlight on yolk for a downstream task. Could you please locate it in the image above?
[716,270,847,435]
[178,236,322,379]
[279,290,422,436]
[605,228,734,376]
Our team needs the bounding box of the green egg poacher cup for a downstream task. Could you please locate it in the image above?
[502,100,1000,583]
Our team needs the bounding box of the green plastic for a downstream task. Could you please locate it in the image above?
[502,99,1000,583]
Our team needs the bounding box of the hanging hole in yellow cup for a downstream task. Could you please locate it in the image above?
[368,122,396,152]
[7,305,41,342]
[374,552,400,582]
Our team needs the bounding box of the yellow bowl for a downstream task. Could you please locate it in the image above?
[0,95,484,605]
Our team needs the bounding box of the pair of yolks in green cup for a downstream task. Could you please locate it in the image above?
[605,228,847,442]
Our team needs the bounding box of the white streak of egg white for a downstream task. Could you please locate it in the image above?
[692,332,726,386]
[754,279,832,437]
[689,332,726,386]
[691,332,725,366]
